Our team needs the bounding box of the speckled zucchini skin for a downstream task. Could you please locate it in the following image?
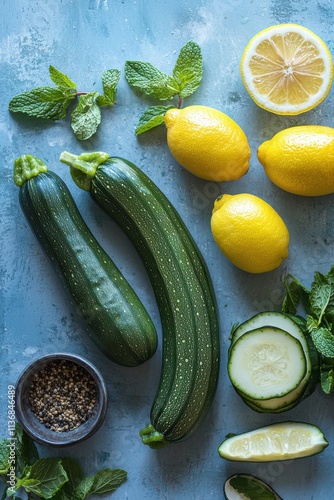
[63,152,220,446]
[17,162,157,367]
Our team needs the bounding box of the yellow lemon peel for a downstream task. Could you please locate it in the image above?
[258,125,334,196]
[211,193,289,274]
[164,105,251,182]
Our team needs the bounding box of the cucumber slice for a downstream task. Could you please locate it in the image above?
[218,421,328,462]
[229,312,316,411]
[224,474,282,499]
[231,313,311,374]
[228,327,306,400]
[240,394,297,413]
[246,331,320,412]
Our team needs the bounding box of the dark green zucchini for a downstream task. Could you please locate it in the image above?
[14,154,157,367]
[60,150,220,447]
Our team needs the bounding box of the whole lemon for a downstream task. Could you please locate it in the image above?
[211,193,289,273]
[258,125,334,196]
[164,105,251,182]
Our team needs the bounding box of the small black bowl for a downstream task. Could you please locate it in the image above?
[15,353,108,446]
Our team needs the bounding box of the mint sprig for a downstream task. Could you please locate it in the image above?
[282,265,334,394]
[9,66,120,140]
[0,423,127,499]
[14,459,68,499]
[125,40,203,134]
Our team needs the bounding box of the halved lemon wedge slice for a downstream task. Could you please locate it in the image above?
[240,24,333,115]
[218,421,328,462]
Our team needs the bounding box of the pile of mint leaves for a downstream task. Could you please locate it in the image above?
[283,265,334,394]
[124,40,202,134]
[0,423,126,499]
[8,41,202,140]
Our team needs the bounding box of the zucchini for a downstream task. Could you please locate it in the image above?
[229,312,318,412]
[60,150,220,447]
[14,154,158,367]
[218,421,328,462]
[228,326,306,400]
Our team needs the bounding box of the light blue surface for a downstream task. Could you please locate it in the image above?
[1,0,334,498]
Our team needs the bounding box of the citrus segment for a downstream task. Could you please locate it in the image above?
[240,24,333,115]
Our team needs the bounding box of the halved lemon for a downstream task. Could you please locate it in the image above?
[218,421,328,462]
[240,24,334,115]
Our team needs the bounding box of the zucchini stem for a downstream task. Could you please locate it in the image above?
[59,150,110,191]
[139,424,171,449]
[14,154,48,187]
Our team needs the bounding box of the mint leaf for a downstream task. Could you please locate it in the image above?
[59,458,83,496]
[89,468,127,495]
[125,61,179,100]
[282,274,310,315]
[9,87,73,120]
[96,69,121,106]
[71,475,95,500]
[308,324,334,358]
[173,41,203,98]
[49,66,77,91]
[15,422,39,472]
[15,478,41,495]
[135,105,175,134]
[309,272,332,324]
[20,458,68,499]
[324,266,334,320]
[320,365,334,394]
[0,438,10,474]
[71,92,101,140]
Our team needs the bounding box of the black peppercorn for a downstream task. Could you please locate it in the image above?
[29,359,97,432]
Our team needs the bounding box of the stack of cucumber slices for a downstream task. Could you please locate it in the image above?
[227,312,320,413]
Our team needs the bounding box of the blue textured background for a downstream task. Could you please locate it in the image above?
[1,0,334,498]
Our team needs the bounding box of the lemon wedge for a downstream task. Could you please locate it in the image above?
[240,24,334,115]
[218,421,328,461]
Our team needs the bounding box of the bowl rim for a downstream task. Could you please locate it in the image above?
[15,352,108,447]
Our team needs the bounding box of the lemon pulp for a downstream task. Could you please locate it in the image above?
[240,24,333,115]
